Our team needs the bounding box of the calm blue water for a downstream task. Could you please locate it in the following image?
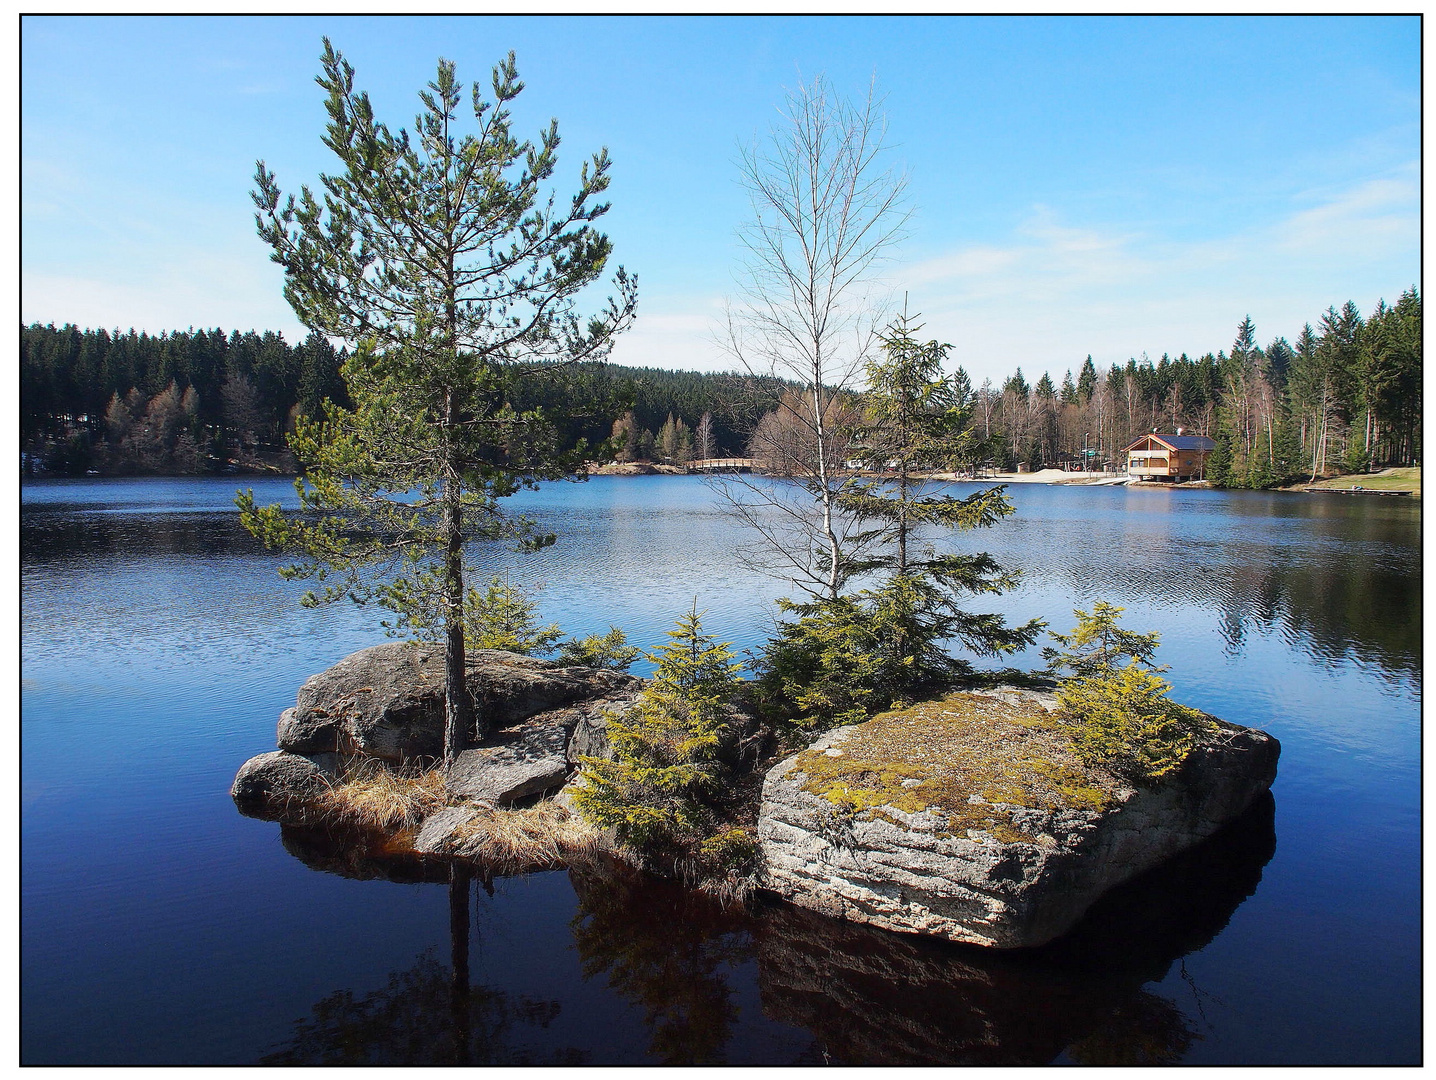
[21,475,1421,1064]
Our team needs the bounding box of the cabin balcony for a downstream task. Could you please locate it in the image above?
[1128,455,1175,476]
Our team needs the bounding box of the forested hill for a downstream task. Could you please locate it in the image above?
[21,288,1420,484]
[19,322,792,475]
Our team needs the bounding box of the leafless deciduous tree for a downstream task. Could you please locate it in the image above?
[716,73,908,600]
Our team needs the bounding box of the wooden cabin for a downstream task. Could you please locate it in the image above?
[1123,432,1216,482]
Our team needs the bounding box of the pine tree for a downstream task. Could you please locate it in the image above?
[1060,370,1078,406]
[1077,355,1098,404]
[238,41,636,760]
[1205,417,1236,487]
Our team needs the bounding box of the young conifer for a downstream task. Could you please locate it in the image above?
[1045,604,1213,781]
[574,607,743,860]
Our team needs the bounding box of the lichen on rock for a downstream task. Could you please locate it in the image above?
[789,690,1121,844]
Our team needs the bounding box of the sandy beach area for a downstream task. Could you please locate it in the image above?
[936,469,1127,485]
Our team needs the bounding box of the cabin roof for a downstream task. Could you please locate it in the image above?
[1122,433,1217,453]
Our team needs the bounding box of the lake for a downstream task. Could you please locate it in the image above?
[21,475,1421,1064]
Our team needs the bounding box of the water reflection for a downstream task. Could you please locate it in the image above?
[20,506,270,566]
[263,787,1273,1064]
[279,826,449,884]
[568,860,751,1064]
[568,794,1273,1065]
[752,793,1276,1065]
[261,851,583,1066]
[23,478,1420,680]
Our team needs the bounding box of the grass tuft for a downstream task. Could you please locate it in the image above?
[309,759,448,832]
[450,801,611,874]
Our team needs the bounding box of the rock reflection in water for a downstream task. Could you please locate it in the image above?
[267,795,1273,1065]
[755,792,1276,1065]
[278,825,449,884]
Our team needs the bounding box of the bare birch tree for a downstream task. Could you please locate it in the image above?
[716,73,908,600]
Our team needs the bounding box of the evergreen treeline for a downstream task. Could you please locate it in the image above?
[23,290,1418,484]
[20,322,792,475]
[21,324,349,475]
[964,289,1421,486]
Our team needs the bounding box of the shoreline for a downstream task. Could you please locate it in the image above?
[21,464,1419,497]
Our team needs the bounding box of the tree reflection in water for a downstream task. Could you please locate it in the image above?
[261,843,584,1066]
[268,793,1273,1064]
[568,859,753,1064]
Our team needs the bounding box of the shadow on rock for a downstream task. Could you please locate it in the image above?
[754,791,1276,1065]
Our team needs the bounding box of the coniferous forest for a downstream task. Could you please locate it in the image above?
[19,323,791,476]
[20,287,1419,486]
[971,289,1421,486]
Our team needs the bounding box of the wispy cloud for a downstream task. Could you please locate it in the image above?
[608,305,731,372]
[611,165,1417,382]
[886,166,1418,382]
[1271,169,1417,256]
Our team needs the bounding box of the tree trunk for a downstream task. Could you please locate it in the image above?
[896,409,909,576]
[442,392,477,761]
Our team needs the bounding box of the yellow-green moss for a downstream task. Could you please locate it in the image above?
[793,693,1124,841]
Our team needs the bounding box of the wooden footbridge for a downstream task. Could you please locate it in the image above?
[688,458,756,473]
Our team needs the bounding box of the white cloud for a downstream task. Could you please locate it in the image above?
[607,305,733,372]
[1271,171,1418,256]
[607,162,1417,386]
[884,167,1419,383]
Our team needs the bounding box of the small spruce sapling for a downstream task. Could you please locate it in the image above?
[380,574,562,656]
[1042,601,1160,678]
[574,607,745,863]
[462,576,563,655]
[557,626,641,671]
[1045,604,1213,781]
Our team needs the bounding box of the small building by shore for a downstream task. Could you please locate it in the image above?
[1123,432,1216,482]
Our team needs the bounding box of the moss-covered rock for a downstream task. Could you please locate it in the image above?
[757,688,1278,948]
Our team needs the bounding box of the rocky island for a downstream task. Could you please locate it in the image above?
[234,643,1278,951]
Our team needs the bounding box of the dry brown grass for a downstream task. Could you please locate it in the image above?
[1302,466,1420,494]
[309,760,449,832]
[450,801,612,874]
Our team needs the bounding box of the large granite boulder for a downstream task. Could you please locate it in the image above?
[757,688,1279,949]
[275,642,637,762]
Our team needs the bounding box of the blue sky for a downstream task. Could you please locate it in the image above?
[21,15,1419,386]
